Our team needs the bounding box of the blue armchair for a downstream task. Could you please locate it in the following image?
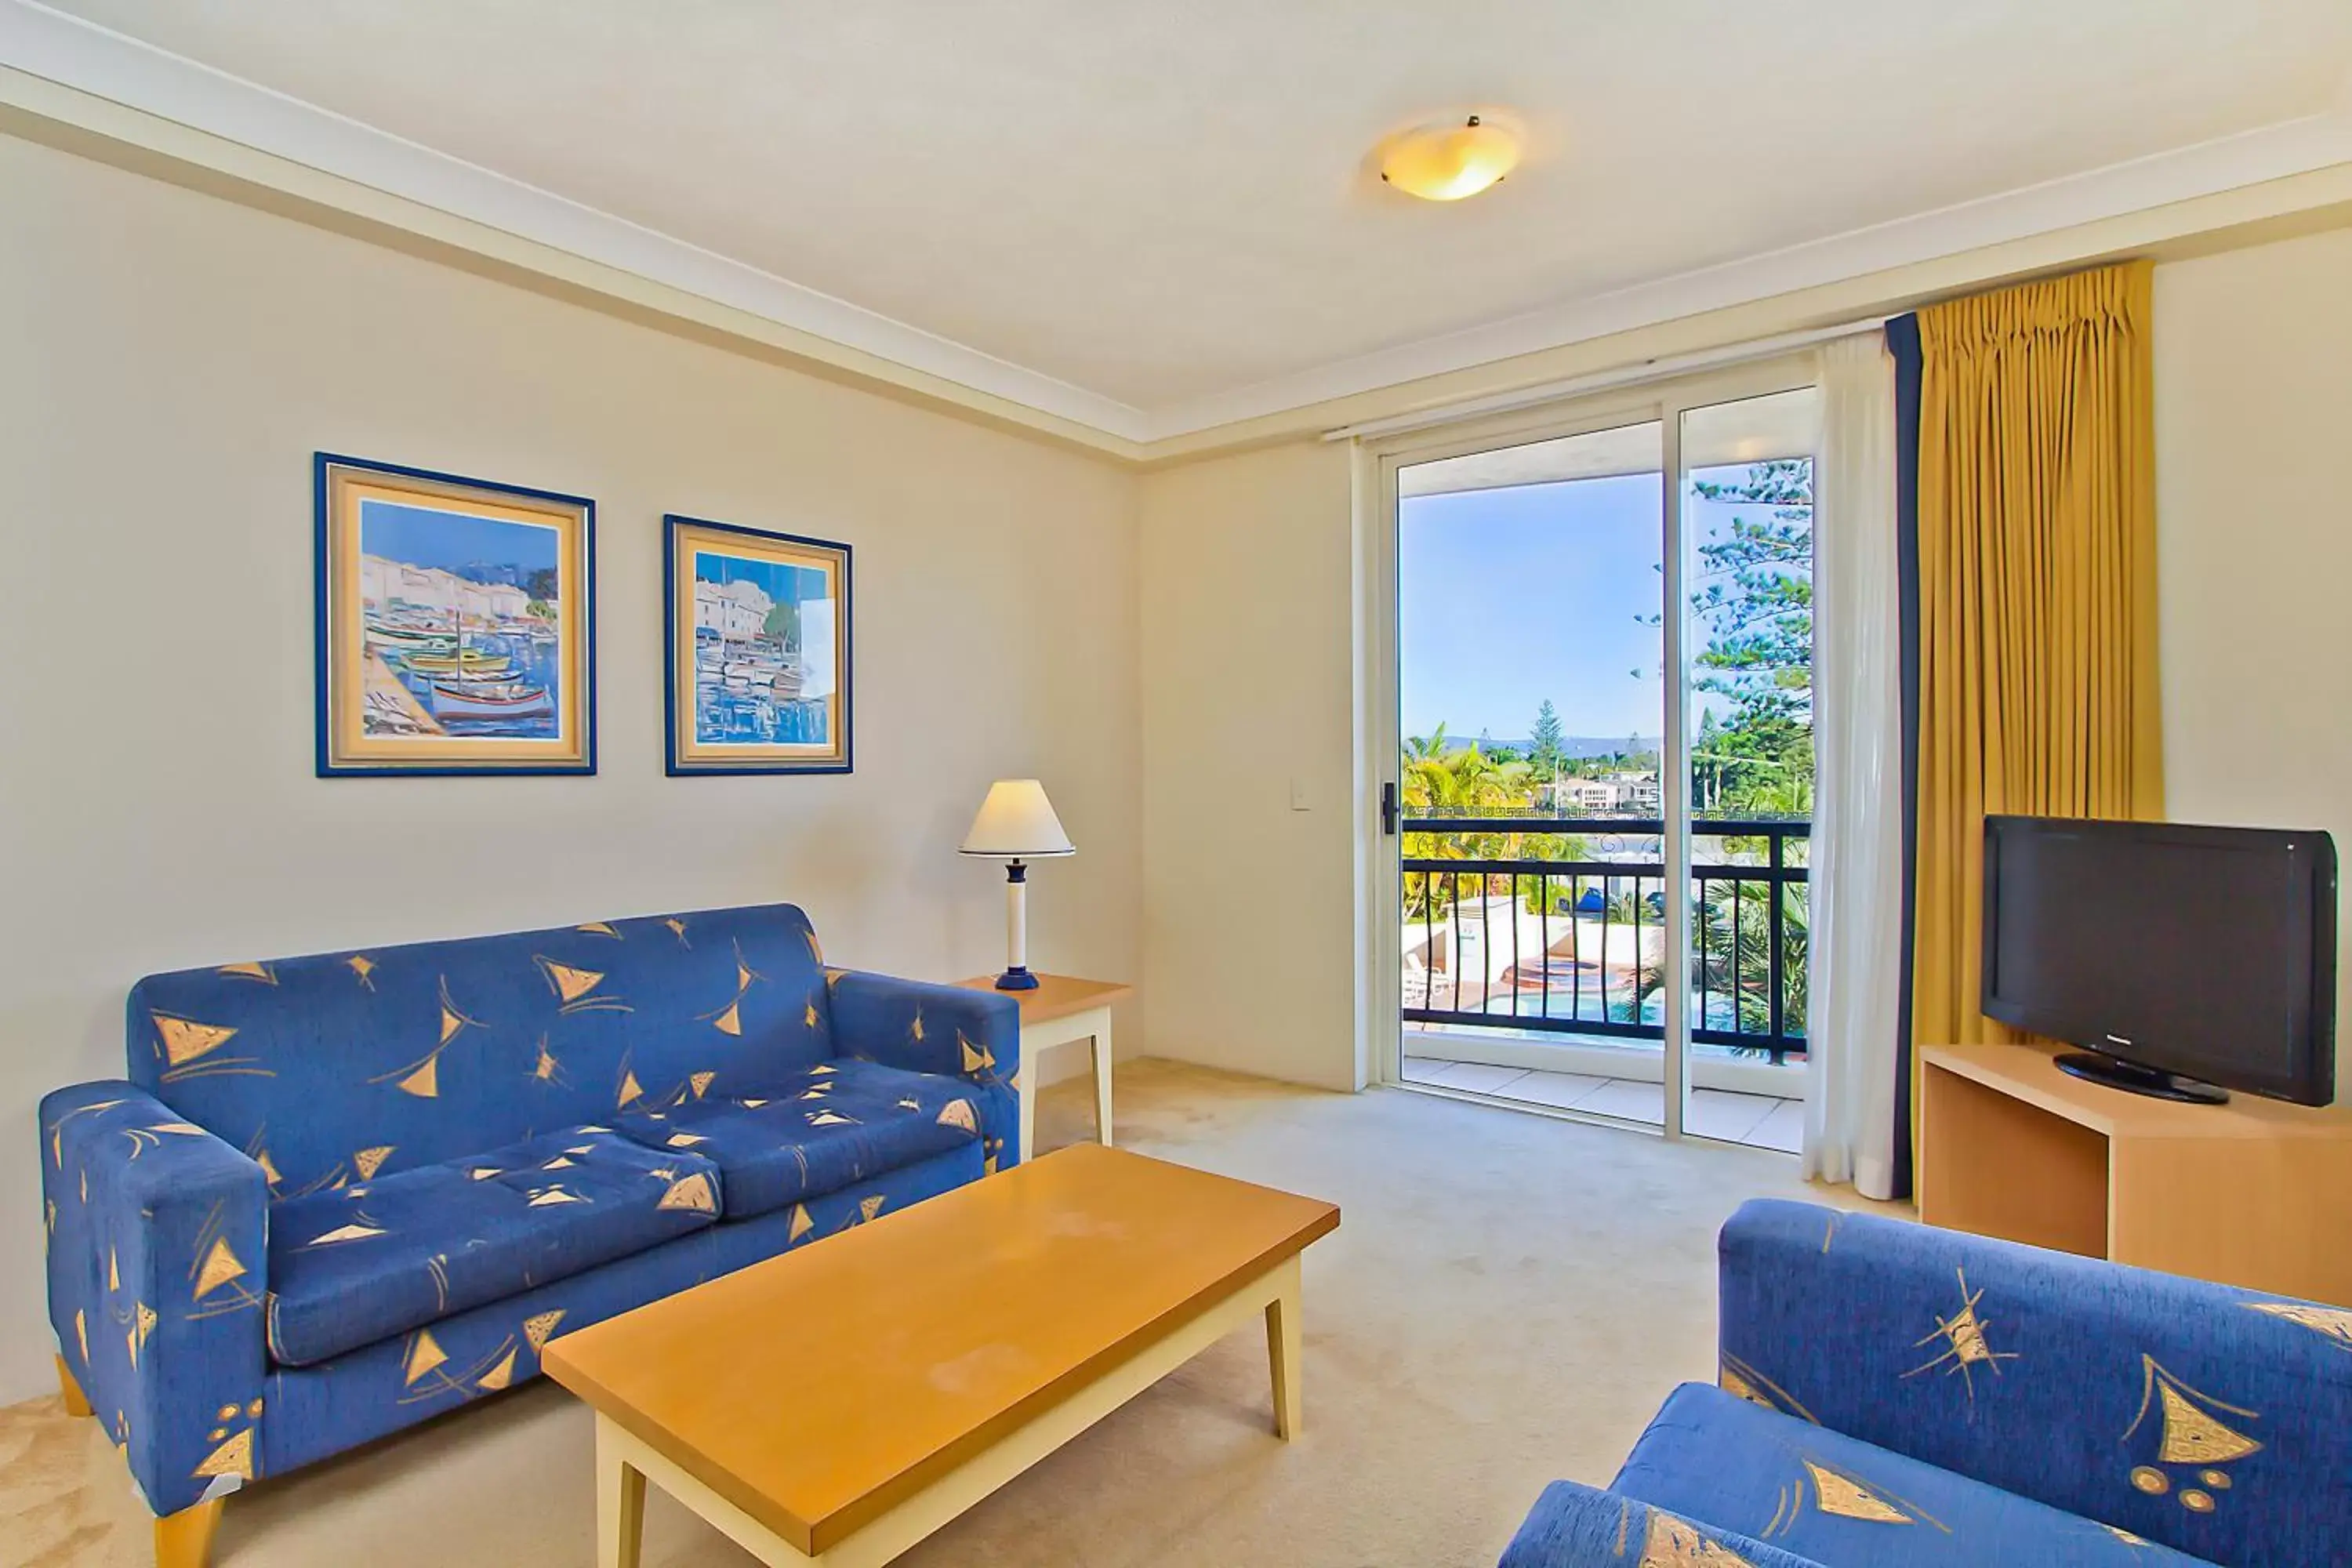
[41,903,1020,1566]
[1501,1200,2352,1567]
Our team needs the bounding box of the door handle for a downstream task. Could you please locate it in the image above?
[1381,781,1399,835]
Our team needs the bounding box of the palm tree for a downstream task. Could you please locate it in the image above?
[1399,736,1562,920]
[1733,772,1814,818]
[1515,830,1592,914]
[1599,886,1667,1023]
[1632,883,1809,1053]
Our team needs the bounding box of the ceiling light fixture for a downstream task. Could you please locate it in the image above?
[1379,114,1521,202]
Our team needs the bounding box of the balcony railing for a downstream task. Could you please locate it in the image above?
[1402,815,1809,1063]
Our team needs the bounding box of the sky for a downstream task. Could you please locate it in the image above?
[693,550,829,607]
[1399,470,1792,746]
[1400,474,1664,744]
[359,499,560,576]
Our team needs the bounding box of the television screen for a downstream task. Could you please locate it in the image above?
[1981,815,2336,1105]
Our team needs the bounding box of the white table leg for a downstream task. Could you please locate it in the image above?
[597,1415,648,1568]
[1011,1007,1114,1162]
[1016,1064,1037,1170]
[1091,1017,1114,1147]
[1265,1254,1304,1439]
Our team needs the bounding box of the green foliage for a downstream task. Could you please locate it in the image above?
[1399,731,1585,920]
[1636,884,1810,1051]
[1404,461,1815,1043]
[764,600,800,647]
[1529,699,1566,774]
[524,567,560,603]
[1690,459,1814,818]
[1398,716,1807,1051]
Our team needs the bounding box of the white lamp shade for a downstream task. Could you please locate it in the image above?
[959,779,1075,858]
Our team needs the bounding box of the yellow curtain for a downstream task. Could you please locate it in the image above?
[1911,260,2164,1054]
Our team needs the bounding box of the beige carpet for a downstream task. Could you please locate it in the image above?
[1,1061,1900,1568]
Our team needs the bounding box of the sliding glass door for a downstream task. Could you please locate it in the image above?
[1676,387,1820,1147]
[1396,416,1671,1122]
[1376,366,1818,1148]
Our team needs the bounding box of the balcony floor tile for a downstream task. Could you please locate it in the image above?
[1573,1079,1666,1126]
[1683,1088,1783,1145]
[1416,1061,1530,1095]
[1399,1056,1456,1085]
[1747,1098,1806,1153]
[1501,1069,1611,1109]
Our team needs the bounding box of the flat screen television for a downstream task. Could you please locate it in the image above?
[1980,815,2336,1105]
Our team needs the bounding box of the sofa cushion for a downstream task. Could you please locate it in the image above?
[130,903,837,1203]
[613,1059,982,1219]
[1501,1479,1824,1568]
[255,1140,983,1484]
[1610,1383,2217,1567]
[267,1126,724,1367]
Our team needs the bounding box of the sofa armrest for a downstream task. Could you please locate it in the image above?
[1497,1481,1824,1568]
[41,1081,270,1517]
[829,972,1023,1167]
[1719,1200,2352,1564]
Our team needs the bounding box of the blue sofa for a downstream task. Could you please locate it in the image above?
[40,902,1019,1553]
[1501,1200,2352,1568]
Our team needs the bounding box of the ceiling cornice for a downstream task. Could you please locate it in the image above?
[1137,167,2352,466]
[0,1,1156,445]
[5,0,2351,463]
[1154,109,2352,440]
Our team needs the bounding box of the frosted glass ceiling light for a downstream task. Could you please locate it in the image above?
[1380,114,1521,201]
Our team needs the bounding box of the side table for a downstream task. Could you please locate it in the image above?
[953,973,1133,1163]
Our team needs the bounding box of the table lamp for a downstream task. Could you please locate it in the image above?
[960,779,1075,990]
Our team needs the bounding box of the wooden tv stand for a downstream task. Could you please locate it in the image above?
[1918,1042,2352,1305]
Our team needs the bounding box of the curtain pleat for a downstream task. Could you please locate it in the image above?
[1909,261,2164,1065]
[1887,314,1923,1198]
[1805,335,1903,1197]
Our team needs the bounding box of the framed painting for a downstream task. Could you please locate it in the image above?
[664,514,851,775]
[314,453,596,776]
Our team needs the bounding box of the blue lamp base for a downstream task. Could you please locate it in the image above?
[994,965,1040,992]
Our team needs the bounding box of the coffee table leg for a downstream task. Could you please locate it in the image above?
[597,1415,648,1568]
[1264,1255,1303,1440]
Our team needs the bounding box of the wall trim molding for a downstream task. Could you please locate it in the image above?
[0,1,1156,445]
[5,0,2351,459]
[1160,111,2352,439]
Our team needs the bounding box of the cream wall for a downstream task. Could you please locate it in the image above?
[7,111,2346,1410]
[2154,225,2352,1081]
[1137,441,1363,1091]
[0,134,1141,1403]
[1129,225,2352,1102]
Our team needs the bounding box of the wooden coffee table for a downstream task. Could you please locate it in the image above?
[544,1144,1341,1567]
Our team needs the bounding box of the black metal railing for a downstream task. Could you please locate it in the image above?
[1401,815,1809,1062]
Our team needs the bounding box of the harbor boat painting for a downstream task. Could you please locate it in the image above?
[426,679,556,722]
[664,514,851,775]
[316,454,595,775]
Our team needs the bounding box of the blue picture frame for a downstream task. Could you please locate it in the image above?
[663,514,853,776]
[314,452,597,776]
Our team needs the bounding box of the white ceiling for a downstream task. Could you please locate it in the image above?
[23,1,2352,435]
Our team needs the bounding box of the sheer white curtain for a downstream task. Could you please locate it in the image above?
[1805,333,1903,1197]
